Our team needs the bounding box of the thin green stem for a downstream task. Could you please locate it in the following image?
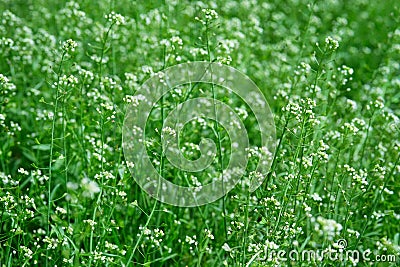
[205,19,228,239]
[47,51,66,267]
[62,91,70,223]
[88,22,115,267]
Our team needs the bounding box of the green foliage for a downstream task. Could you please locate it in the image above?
[0,0,399,266]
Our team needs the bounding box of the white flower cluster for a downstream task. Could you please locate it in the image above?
[162,126,177,137]
[0,37,14,49]
[62,39,77,53]
[189,47,208,57]
[124,72,138,90]
[83,219,97,230]
[341,117,366,135]
[295,61,312,76]
[0,73,16,96]
[94,170,115,180]
[195,9,219,25]
[313,216,343,240]
[56,206,67,214]
[324,36,339,51]
[20,246,33,260]
[138,226,166,248]
[1,172,18,186]
[343,164,368,191]
[123,94,146,107]
[333,65,354,85]
[346,99,357,110]
[60,74,78,87]
[339,65,354,76]
[185,235,198,245]
[316,140,330,162]
[216,55,232,65]
[264,240,279,250]
[141,65,154,75]
[0,74,9,84]
[77,67,94,82]
[171,36,183,49]
[204,229,214,240]
[105,11,126,25]
[283,98,318,125]
[100,76,122,91]
[366,97,385,110]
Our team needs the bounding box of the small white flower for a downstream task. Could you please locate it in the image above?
[311,193,322,202]
[56,207,67,214]
[83,219,97,229]
[81,178,100,198]
[222,243,231,252]
[18,168,29,175]
[204,229,214,240]
[346,99,358,110]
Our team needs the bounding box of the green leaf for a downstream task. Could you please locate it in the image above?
[32,144,51,151]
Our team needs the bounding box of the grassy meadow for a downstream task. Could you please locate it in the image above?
[0,0,399,266]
